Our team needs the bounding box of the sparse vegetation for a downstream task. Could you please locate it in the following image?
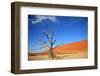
[39,31,64,60]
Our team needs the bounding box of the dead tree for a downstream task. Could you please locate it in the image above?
[40,31,64,59]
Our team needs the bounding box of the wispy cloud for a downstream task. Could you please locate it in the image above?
[30,16,57,24]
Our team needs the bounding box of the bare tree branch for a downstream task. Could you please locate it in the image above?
[43,31,51,43]
[50,32,53,43]
[52,40,56,45]
[39,46,46,50]
[53,43,65,49]
[38,39,50,50]
[42,41,50,49]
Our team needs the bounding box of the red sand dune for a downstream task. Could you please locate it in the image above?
[29,40,88,55]
[42,40,88,54]
[54,40,88,54]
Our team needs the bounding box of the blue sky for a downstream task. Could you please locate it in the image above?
[28,15,88,53]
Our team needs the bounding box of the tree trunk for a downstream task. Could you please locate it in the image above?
[47,48,54,59]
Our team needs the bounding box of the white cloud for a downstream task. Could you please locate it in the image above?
[31,15,57,24]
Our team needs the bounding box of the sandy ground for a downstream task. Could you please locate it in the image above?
[28,52,88,60]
